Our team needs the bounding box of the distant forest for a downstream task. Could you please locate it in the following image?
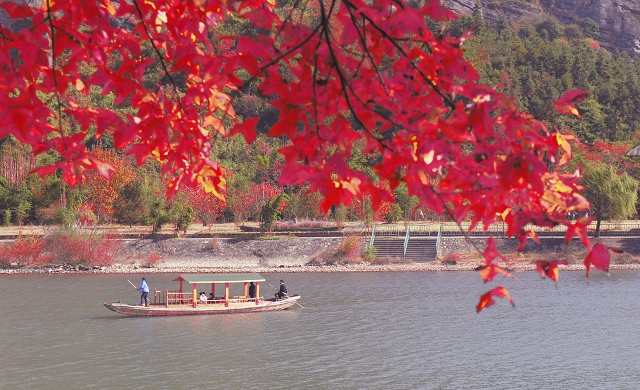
[1,12,640,230]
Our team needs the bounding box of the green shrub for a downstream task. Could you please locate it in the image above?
[385,204,404,223]
[363,245,377,262]
[2,210,11,226]
[260,193,290,232]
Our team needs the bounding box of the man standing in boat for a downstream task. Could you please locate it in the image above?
[275,280,288,301]
[138,277,150,307]
[249,282,256,299]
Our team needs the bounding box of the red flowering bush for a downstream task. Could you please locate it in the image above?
[0,230,123,267]
[0,234,45,266]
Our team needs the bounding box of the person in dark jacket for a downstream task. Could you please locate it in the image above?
[275,280,288,301]
[248,282,256,299]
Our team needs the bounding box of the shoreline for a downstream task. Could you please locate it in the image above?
[3,262,640,275]
[3,235,640,275]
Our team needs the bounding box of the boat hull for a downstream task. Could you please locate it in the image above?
[104,296,301,316]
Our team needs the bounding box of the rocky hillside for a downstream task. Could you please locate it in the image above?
[444,0,640,55]
[3,0,638,54]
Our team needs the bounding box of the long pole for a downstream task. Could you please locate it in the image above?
[127,280,137,289]
[268,283,304,309]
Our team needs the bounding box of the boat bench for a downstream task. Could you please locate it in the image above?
[204,299,226,304]
[202,296,255,304]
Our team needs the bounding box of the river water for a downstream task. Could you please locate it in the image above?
[1,271,639,389]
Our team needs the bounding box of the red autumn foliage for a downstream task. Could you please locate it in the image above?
[337,233,363,263]
[553,90,589,118]
[536,261,568,283]
[478,237,516,284]
[143,253,163,267]
[0,230,122,267]
[574,140,640,175]
[228,182,281,224]
[585,38,601,50]
[583,242,623,277]
[476,286,515,313]
[348,181,396,222]
[0,0,600,308]
[565,216,593,249]
[80,149,137,222]
[181,186,225,226]
[0,234,45,266]
[40,230,123,266]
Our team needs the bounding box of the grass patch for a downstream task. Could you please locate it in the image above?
[255,235,298,241]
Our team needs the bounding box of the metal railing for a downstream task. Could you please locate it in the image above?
[436,221,640,237]
[368,224,440,254]
[436,225,442,257]
[407,224,438,237]
[367,220,640,255]
[370,224,406,237]
[403,227,410,256]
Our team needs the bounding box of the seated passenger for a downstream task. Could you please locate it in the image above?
[209,293,215,301]
[275,280,288,301]
[199,292,208,304]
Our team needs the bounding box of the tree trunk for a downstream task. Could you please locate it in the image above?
[595,217,602,237]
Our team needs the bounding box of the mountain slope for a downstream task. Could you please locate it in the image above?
[444,0,640,55]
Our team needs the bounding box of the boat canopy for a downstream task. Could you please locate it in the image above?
[173,274,266,284]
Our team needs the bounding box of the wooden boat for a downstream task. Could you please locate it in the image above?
[104,274,301,316]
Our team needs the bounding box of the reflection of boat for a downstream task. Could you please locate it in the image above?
[104,274,301,317]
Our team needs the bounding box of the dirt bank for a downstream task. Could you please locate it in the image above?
[122,236,344,268]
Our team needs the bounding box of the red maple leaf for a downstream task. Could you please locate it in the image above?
[478,237,516,283]
[535,260,568,283]
[583,242,622,277]
[478,264,516,284]
[229,118,259,144]
[553,90,589,118]
[483,237,506,264]
[565,216,593,249]
[476,286,515,313]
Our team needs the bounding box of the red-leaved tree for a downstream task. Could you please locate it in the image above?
[0,0,605,310]
[80,148,137,222]
[228,182,281,224]
[181,185,225,226]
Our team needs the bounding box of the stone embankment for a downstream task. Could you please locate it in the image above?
[2,234,640,274]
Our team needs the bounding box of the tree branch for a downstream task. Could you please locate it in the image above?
[318,0,386,144]
[240,20,323,93]
[131,0,182,109]
[45,0,64,139]
[342,0,455,111]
